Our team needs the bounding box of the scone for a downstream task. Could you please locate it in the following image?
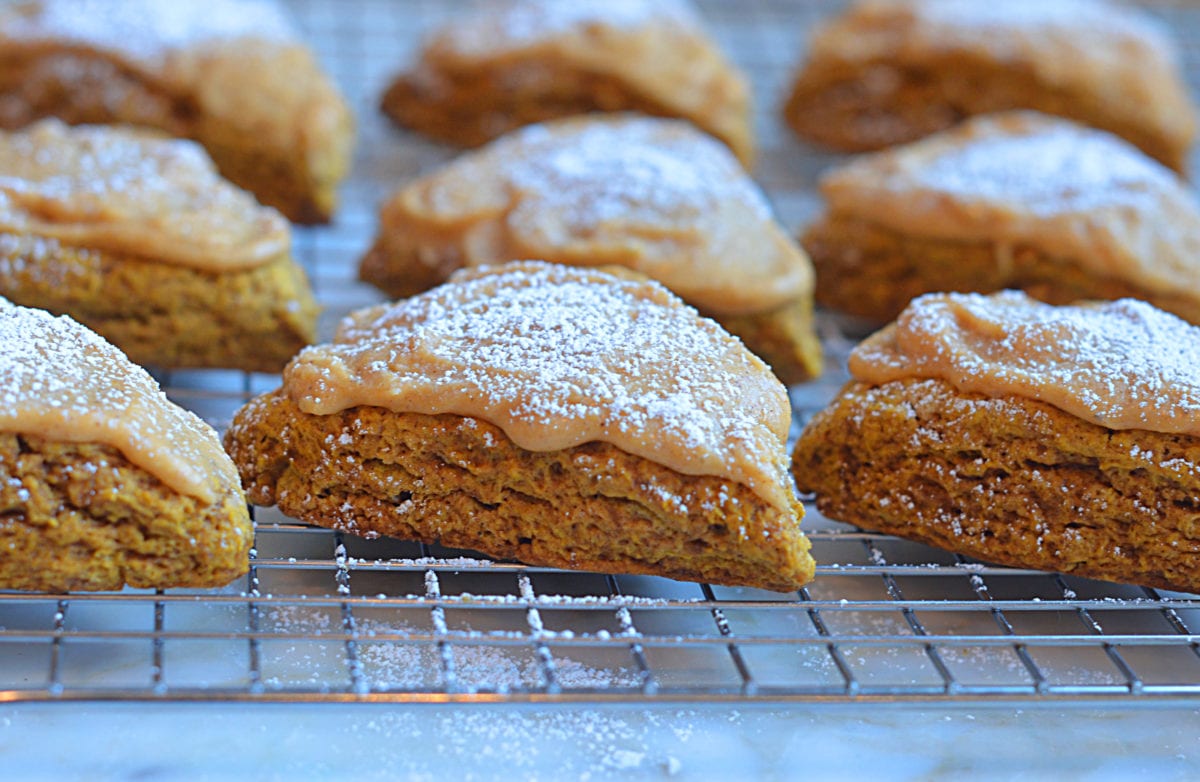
[379,0,755,168]
[783,0,1197,173]
[792,291,1200,594]
[801,112,1200,327]
[0,299,251,592]
[226,262,815,593]
[0,0,354,223]
[0,120,319,373]
[360,116,820,384]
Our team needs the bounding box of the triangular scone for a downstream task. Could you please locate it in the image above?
[0,120,319,372]
[783,0,1196,173]
[802,112,1200,327]
[361,116,820,384]
[0,0,353,223]
[226,262,815,592]
[0,299,251,591]
[379,0,754,168]
[793,291,1200,594]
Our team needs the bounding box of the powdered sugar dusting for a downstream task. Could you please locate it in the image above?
[439,0,699,56]
[286,261,794,510]
[913,0,1170,45]
[911,121,1178,218]
[823,112,1200,295]
[851,290,1200,435]
[0,299,239,502]
[0,120,289,269]
[0,0,297,66]
[412,115,809,314]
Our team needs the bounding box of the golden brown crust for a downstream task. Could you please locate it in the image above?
[782,1,1196,173]
[0,434,251,591]
[792,378,1200,594]
[379,1,754,167]
[802,214,1200,327]
[705,298,822,387]
[226,390,815,593]
[0,4,354,223]
[0,233,318,372]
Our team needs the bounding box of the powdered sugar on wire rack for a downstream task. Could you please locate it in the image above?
[2,0,1200,709]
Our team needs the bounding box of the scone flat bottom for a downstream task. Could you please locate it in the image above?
[0,434,251,592]
[802,215,1200,327]
[792,378,1200,594]
[227,391,815,594]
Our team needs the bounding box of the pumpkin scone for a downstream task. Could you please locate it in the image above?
[792,291,1200,594]
[226,262,815,592]
[802,112,1200,327]
[360,116,820,384]
[0,299,251,592]
[379,0,755,168]
[783,0,1196,173]
[0,120,318,372]
[0,0,354,223]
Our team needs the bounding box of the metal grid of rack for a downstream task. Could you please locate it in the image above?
[2,0,1200,705]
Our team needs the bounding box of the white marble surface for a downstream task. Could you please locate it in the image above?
[2,702,1198,780]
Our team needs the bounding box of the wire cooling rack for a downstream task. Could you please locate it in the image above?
[3,0,1200,705]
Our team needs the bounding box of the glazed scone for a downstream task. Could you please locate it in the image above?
[226,262,815,592]
[783,0,1197,173]
[0,0,354,223]
[792,291,1200,594]
[802,112,1200,327]
[379,0,755,168]
[360,116,820,384]
[0,299,251,592]
[0,120,319,372]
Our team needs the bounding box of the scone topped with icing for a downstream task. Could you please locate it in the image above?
[0,119,288,269]
[0,0,353,223]
[803,112,1200,325]
[0,120,318,372]
[379,0,754,167]
[783,0,1196,173]
[851,291,1200,435]
[227,262,815,592]
[793,290,1200,593]
[361,116,821,383]
[0,298,251,591]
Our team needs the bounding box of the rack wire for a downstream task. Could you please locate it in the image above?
[3,0,1200,705]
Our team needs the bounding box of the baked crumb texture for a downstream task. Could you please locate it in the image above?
[803,217,1200,327]
[783,0,1196,173]
[227,392,814,593]
[0,435,250,591]
[379,0,754,167]
[792,378,1200,594]
[0,237,318,373]
[0,0,354,223]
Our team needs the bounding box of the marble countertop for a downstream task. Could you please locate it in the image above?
[3,701,1199,780]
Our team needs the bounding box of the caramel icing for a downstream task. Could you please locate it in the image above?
[811,0,1196,149]
[390,116,811,315]
[850,290,1200,436]
[0,120,289,269]
[285,262,796,511]
[0,299,240,502]
[820,112,1200,297]
[412,0,752,165]
[436,0,700,57]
